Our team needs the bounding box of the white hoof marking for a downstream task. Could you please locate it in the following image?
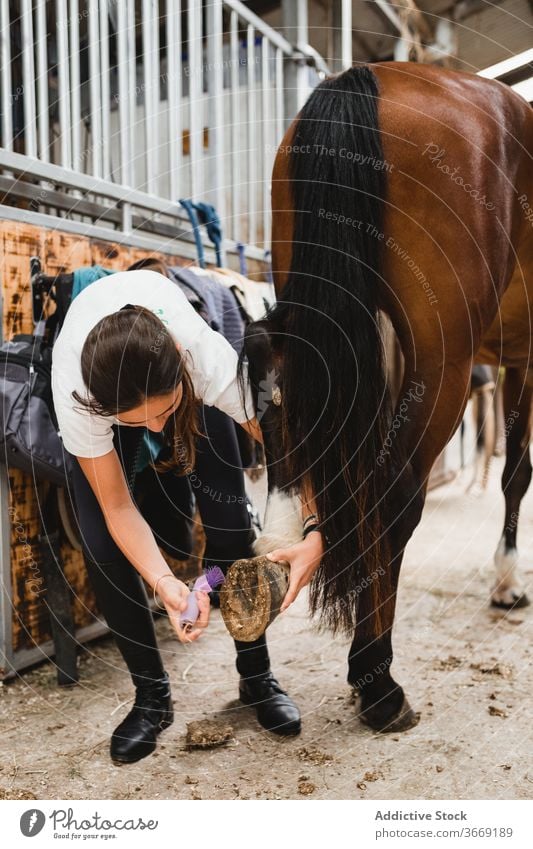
[253,487,303,555]
[491,536,525,605]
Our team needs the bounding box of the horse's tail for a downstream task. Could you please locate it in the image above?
[273,64,394,637]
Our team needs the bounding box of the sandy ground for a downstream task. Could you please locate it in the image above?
[1,456,532,801]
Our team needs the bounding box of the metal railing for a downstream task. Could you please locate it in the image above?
[478,48,533,102]
[0,1,327,259]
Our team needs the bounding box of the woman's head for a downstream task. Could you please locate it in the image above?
[72,304,200,473]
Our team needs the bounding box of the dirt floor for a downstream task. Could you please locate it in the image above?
[1,456,532,800]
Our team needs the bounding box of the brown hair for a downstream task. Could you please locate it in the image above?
[72,284,201,474]
[127,256,171,277]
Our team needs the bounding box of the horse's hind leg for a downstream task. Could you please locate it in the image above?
[492,367,532,609]
[346,397,429,733]
[347,486,424,733]
[348,356,473,732]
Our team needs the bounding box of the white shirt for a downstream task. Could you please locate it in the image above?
[51,269,254,458]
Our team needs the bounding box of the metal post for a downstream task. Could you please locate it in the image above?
[342,0,353,69]
[35,0,49,162]
[70,0,81,172]
[127,0,136,193]
[100,0,111,180]
[206,0,226,259]
[117,0,130,185]
[187,0,203,200]
[332,0,353,72]
[88,0,102,178]
[275,47,284,142]
[246,24,256,247]
[56,0,72,169]
[117,0,133,231]
[0,462,13,680]
[261,38,271,248]
[142,0,159,194]
[0,0,13,150]
[21,0,37,157]
[229,10,241,243]
[166,0,182,201]
[281,0,309,123]
[0,280,14,681]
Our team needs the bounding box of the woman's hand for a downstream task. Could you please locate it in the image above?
[266,530,324,612]
[158,578,210,644]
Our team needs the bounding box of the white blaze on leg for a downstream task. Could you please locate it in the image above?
[492,535,524,606]
[253,487,304,555]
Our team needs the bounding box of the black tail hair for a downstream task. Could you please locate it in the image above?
[270,65,393,636]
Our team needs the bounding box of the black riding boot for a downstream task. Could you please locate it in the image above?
[82,553,172,763]
[110,669,174,764]
[235,633,301,735]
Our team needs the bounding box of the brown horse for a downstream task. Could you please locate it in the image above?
[240,61,533,732]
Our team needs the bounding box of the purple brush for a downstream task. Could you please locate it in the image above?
[179,566,225,629]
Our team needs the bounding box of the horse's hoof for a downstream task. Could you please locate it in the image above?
[491,593,530,610]
[356,693,420,733]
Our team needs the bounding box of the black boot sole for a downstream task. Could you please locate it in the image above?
[239,692,301,736]
[111,713,174,765]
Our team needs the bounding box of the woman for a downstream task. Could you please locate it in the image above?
[51,267,306,764]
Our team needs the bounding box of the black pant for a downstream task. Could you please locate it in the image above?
[68,405,269,684]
